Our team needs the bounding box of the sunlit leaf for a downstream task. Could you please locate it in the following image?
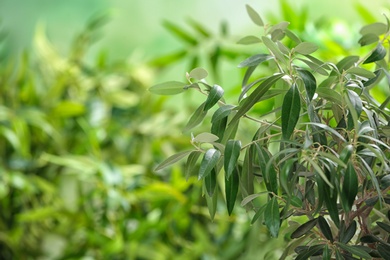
[281,83,301,140]
[246,4,264,26]
[204,84,224,111]
[189,67,208,80]
[192,132,219,143]
[360,22,387,36]
[155,150,193,171]
[358,33,379,46]
[264,197,280,237]
[237,35,262,45]
[225,167,239,215]
[285,29,301,43]
[335,55,359,72]
[224,140,241,180]
[294,42,318,55]
[149,81,187,95]
[198,149,221,180]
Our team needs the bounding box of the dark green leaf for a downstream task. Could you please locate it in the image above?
[237,35,262,45]
[381,175,390,189]
[342,163,358,213]
[265,197,280,237]
[291,218,318,238]
[318,216,334,242]
[183,102,207,132]
[246,4,264,26]
[294,42,318,55]
[211,116,228,141]
[205,184,218,220]
[238,54,273,68]
[211,105,235,123]
[377,244,390,259]
[155,150,193,171]
[323,245,331,260]
[335,242,372,259]
[358,33,379,46]
[205,169,217,197]
[251,203,267,224]
[281,83,301,140]
[225,167,239,215]
[229,73,284,128]
[280,159,295,194]
[198,149,221,180]
[298,70,316,101]
[360,22,387,36]
[291,196,302,207]
[376,221,390,233]
[340,220,357,244]
[255,144,278,194]
[363,44,387,64]
[189,67,208,80]
[204,85,224,111]
[316,87,343,106]
[185,151,202,180]
[262,36,286,64]
[360,235,380,243]
[163,20,198,45]
[224,140,241,179]
[149,81,186,95]
[240,147,255,199]
[295,244,324,260]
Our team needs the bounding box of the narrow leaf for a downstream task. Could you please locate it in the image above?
[225,167,239,215]
[318,216,334,242]
[378,244,390,259]
[358,33,379,46]
[255,144,278,194]
[163,20,198,45]
[295,245,324,260]
[198,149,221,180]
[149,81,186,95]
[238,54,273,68]
[205,169,217,197]
[298,70,316,101]
[185,151,202,180]
[347,67,376,79]
[237,35,262,45]
[204,85,224,111]
[342,163,358,212]
[294,42,318,55]
[262,36,286,63]
[291,218,318,238]
[265,197,280,237]
[224,140,242,179]
[211,105,235,123]
[155,150,193,171]
[205,184,218,220]
[183,102,207,132]
[363,43,387,64]
[335,242,372,259]
[340,220,357,244]
[281,83,301,140]
[246,4,264,26]
[376,221,390,233]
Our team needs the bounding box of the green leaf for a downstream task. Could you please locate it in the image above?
[360,235,380,243]
[211,105,235,123]
[294,42,318,55]
[316,87,343,106]
[322,245,331,260]
[381,175,390,189]
[255,144,278,195]
[229,73,284,128]
[189,67,208,80]
[340,220,356,244]
[192,132,219,143]
[335,242,372,259]
[238,54,273,68]
[186,18,210,38]
[251,204,267,224]
[291,218,318,238]
[336,55,360,72]
[262,36,286,64]
[342,162,358,213]
[183,102,207,132]
[265,197,280,237]
[297,58,329,76]
[295,244,324,260]
[198,149,221,180]
[281,83,301,140]
[155,150,193,171]
[285,29,301,43]
[211,116,228,141]
[225,167,239,215]
[322,174,339,227]
[378,244,390,259]
[246,4,264,26]
[347,67,376,79]
[204,85,224,111]
[204,169,217,197]
[149,81,186,95]
[237,35,262,45]
[185,151,202,180]
[224,140,241,180]
[163,20,198,45]
[280,158,295,194]
[303,122,346,142]
[376,221,390,233]
[205,184,218,220]
[358,33,379,46]
[360,22,387,36]
[318,216,333,242]
[298,70,316,101]
[363,43,387,64]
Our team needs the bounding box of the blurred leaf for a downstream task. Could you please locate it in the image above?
[225,167,239,215]
[205,184,218,220]
[363,44,387,64]
[291,218,318,238]
[281,83,301,140]
[185,151,202,180]
[183,102,208,132]
[246,5,264,26]
[294,42,318,55]
[238,54,274,68]
[237,35,262,45]
[335,242,372,259]
[358,34,379,46]
[381,175,390,189]
[318,216,333,242]
[285,29,301,43]
[193,132,219,143]
[224,140,241,180]
[376,221,390,233]
[251,203,267,224]
[189,67,208,80]
[186,18,210,38]
[295,244,324,260]
[204,169,217,197]
[52,101,85,117]
[262,36,286,64]
[265,197,280,237]
[360,22,387,36]
[204,85,224,111]
[155,150,193,171]
[148,50,187,67]
[149,81,187,95]
[378,244,390,259]
[163,20,198,45]
[198,148,221,180]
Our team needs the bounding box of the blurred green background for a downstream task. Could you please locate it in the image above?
[0,0,388,259]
